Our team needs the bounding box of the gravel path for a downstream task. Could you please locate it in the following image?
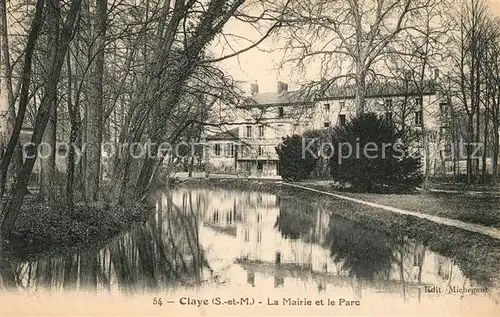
[284,182,500,240]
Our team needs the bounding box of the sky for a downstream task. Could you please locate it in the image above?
[213,0,500,94]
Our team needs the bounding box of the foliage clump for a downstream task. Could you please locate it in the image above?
[329,113,422,193]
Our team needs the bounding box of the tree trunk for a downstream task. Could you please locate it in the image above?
[481,107,489,183]
[475,57,481,181]
[355,70,366,114]
[1,0,82,236]
[39,0,60,203]
[0,0,44,201]
[0,1,36,198]
[39,105,57,202]
[493,124,499,182]
[85,0,107,201]
[466,118,474,184]
[0,0,20,195]
[65,51,79,209]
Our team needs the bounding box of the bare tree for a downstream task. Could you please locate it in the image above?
[451,0,490,184]
[279,0,441,113]
[1,0,82,236]
[0,0,45,200]
[0,0,19,196]
[85,0,108,201]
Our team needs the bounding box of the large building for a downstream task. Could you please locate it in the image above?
[203,76,448,178]
[203,81,314,177]
[312,78,445,175]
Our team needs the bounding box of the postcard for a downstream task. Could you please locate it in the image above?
[1,0,500,316]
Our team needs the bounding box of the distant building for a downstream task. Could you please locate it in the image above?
[204,76,451,178]
[204,128,240,174]
[204,81,314,177]
[314,79,444,175]
[18,126,68,186]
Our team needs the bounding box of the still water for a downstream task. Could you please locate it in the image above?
[1,187,499,314]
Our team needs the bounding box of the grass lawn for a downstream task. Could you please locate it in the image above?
[299,181,500,228]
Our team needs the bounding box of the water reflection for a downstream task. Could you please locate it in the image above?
[0,192,209,292]
[0,187,495,307]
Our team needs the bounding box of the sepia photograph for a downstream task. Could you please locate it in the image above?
[1,0,500,315]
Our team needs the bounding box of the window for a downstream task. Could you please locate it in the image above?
[258,145,264,156]
[278,107,284,118]
[339,101,345,108]
[339,114,346,126]
[404,70,412,81]
[246,125,252,138]
[214,143,221,156]
[415,111,423,125]
[224,143,234,157]
[244,229,249,242]
[258,125,265,138]
[439,102,449,121]
[257,230,262,243]
[439,101,448,113]
[324,103,330,112]
[385,111,393,121]
[415,97,423,106]
[413,253,423,267]
[384,98,393,109]
[324,122,330,128]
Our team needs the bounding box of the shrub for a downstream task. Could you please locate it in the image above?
[329,113,422,193]
[276,132,319,181]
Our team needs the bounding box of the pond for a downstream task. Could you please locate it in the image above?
[1,187,498,315]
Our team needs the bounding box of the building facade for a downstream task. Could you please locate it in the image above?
[204,78,449,178]
[204,81,314,177]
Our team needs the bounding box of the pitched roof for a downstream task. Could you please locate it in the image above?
[247,90,313,106]
[205,127,239,141]
[318,80,438,100]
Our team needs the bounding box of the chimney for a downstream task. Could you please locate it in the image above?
[277,81,288,94]
[250,80,259,94]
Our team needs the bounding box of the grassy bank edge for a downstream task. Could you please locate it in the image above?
[1,199,157,262]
